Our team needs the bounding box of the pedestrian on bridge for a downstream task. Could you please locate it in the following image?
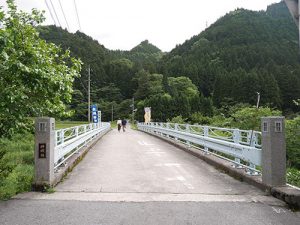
[117,119,122,132]
[122,119,127,132]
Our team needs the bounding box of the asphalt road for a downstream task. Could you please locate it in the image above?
[1,127,300,225]
[1,200,300,225]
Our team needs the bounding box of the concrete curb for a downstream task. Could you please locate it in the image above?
[140,130,300,209]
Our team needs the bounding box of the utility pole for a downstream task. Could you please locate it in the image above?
[88,65,91,123]
[256,92,260,109]
[131,97,135,123]
[111,104,114,122]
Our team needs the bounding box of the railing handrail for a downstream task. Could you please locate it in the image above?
[140,122,261,147]
[138,122,261,174]
[54,122,110,169]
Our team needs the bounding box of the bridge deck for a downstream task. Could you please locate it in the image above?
[3,127,300,225]
[55,127,267,199]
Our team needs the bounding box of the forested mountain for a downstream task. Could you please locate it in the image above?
[109,40,163,73]
[159,2,300,114]
[38,1,300,121]
[38,26,163,120]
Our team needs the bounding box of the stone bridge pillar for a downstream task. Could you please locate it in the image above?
[261,117,286,187]
[34,117,55,188]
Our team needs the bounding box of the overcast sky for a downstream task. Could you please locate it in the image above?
[0,0,281,51]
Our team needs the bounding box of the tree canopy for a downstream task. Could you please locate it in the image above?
[0,0,81,137]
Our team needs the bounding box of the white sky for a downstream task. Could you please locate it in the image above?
[0,0,281,51]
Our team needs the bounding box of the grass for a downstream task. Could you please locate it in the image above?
[0,133,34,200]
[45,187,55,194]
[287,168,300,187]
[110,121,117,129]
[130,122,138,130]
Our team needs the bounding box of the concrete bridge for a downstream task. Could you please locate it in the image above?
[1,119,300,225]
[1,3,300,224]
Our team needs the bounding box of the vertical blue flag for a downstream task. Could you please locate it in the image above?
[91,105,98,123]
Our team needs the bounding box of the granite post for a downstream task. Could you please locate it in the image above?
[34,117,55,187]
[261,117,286,187]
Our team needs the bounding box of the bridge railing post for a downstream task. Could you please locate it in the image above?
[34,117,55,188]
[160,122,163,136]
[166,123,170,138]
[233,129,242,168]
[203,126,209,154]
[186,124,191,147]
[75,126,79,137]
[174,124,178,141]
[261,117,286,186]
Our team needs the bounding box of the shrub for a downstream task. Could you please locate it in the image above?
[287,168,300,187]
[189,112,212,125]
[231,107,281,130]
[167,115,187,124]
[0,133,34,200]
[286,116,300,169]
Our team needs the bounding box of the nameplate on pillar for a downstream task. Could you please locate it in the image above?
[38,143,46,158]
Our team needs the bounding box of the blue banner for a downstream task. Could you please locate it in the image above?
[91,105,98,123]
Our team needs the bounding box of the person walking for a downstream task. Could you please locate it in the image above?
[121,119,127,132]
[117,119,122,132]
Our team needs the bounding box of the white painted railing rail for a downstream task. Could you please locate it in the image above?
[138,122,262,174]
[54,122,110,169]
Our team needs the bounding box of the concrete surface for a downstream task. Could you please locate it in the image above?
[1,200,300,225]
[1,127,300,225]
[54,128,268,195]
[139,126,300,208]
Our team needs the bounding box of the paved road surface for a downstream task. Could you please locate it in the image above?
[1,127,300,225]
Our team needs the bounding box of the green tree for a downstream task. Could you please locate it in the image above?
[106,58,134,98]
[97,83,123,102]
[0,0,81,137]
[286,116,300,169]
[167,76,199,99]
[167,76,200,117]
[231,107,281,130]
[134,70,164,100]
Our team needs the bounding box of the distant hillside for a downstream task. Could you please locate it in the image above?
[38,2,300,116]
[130,40,162,54]
[159,2,300,112]
[38,26,163,96]
[38,26,164,120]
[110,40,163,73]
[38,25,109,87]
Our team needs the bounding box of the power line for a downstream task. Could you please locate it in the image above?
[58,0,70,31]
[73,0,82,31]
[49,0,62,27]
[45,0,57,26]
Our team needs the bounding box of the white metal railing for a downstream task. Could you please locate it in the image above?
[54,122,110,169]
[138,122,262,174]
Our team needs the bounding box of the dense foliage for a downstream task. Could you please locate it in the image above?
[159,2,300,114]
[0,0,81,137]
[38,27,165,121]
[0,133,34,200]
